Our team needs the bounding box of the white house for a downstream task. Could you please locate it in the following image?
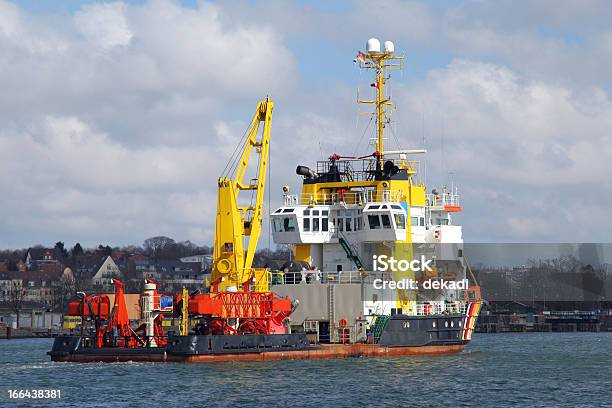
[91,256,123,286]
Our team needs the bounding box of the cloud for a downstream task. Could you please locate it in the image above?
[0,0,67,54]
[75,2,133,50]
[0,115,223,246]
[1,0,612,248]
[0,0,301,247]
[0,0,298,147]
[398,59,612,241]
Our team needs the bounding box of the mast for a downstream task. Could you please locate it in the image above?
[357,38,403,169]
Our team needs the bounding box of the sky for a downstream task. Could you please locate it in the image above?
[1,0,612,249]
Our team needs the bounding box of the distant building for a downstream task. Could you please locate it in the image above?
[25,248,59,270]
[0,272,22,302]
[180,254,212,271]
[91,256,124,287]
[0,301,63,330]
[154,260,202,291]
[0,268,74,309]
[128,257,159,281]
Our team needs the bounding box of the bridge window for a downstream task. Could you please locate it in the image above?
[420,217,425,226]
[301,208,330,233]
[381,214,391,229]
[395,214,407,229]
[435,218,449,226]
[283,217,296,232]
[368,214,381,229]
[345,218,352,232]
[411,216,419,226]
[282,208,294,213]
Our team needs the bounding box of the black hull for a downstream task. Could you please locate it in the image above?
[48,314,476,362]
[380,314,468,346]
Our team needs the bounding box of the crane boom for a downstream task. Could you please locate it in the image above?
[211,99,273,292]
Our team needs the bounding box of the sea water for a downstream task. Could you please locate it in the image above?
[1,333,610,407]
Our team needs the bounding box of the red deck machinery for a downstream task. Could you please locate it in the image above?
[181,291,295,335]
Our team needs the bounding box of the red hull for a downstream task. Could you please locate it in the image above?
[51,343,465,363]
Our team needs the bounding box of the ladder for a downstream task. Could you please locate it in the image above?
[372,315,390,344]
[328,285,336,342]
[338,234,364,270]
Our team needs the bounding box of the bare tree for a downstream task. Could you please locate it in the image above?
[8,281,25,328]
[143,236,176,260]
[51,273,76,312]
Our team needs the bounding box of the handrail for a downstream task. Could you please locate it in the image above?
[426,192,460,207]
[282,190,403,207]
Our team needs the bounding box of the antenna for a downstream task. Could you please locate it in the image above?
[422,105,426,186]
[356,38,404,169]
[441,113,446,186]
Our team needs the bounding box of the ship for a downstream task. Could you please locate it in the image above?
[49,38,482,363]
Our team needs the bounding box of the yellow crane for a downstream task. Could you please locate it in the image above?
[211,98,273,293]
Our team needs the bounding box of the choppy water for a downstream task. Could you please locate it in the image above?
[1,333,611,407]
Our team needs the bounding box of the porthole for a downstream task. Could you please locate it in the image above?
[445,321,449,328]
[432,321,436,328]
[458,321,462,327]
[451,321,454,328]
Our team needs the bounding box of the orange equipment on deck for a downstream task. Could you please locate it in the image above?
[66,279,146,348]
[186,291,294,335]
[67,294,111,320]
[108,279,131,337]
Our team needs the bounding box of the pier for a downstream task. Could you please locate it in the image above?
[476,310,612,333]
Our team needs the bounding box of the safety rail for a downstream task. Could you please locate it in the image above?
[337,326,354,344]
[414,301,468,316]
[314,158,421,183]
[282,190,403,207]
[270,270,389,285]
[426,192,460,208]
[77,335,170,349]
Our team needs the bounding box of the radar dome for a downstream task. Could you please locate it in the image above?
[366,38,380,53]
[384,41,395,53]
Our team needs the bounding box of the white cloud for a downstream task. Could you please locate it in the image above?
[1,0,612,247]
[0,115,225,246]
[0,0,67,54]
[75,2,133,50]
[399,59,612,241]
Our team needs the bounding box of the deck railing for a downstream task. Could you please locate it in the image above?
[271,270,391,285]
[426,192,460,207]
[282,190,402,207]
